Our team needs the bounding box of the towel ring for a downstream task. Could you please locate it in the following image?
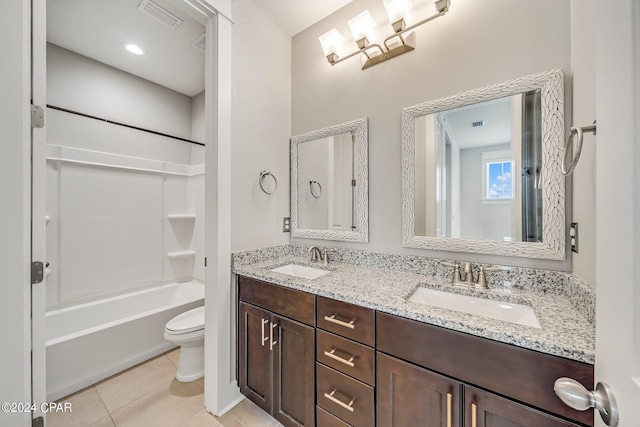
[562,121,596,176]
[309,180,322,198]
[259,171,277,195]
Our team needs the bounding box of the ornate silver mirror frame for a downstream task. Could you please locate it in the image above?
[291,117,369,242]
[401,69,565,259]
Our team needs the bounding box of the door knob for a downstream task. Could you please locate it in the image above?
[554,378,618,426]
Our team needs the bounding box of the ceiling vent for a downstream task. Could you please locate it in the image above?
[192,33,206,51]
[472,120,485,128]
[138,0,183,29]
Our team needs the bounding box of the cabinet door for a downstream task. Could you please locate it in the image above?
[273,314,315,427]
[464,386,581,427]
[377,352,462,427]
[238,302,273,414]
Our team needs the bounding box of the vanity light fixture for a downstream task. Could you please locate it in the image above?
[318,0,450,70]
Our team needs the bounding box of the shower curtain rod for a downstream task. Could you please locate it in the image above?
[47,105,205,147]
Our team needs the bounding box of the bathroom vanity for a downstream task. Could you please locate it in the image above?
[235,252,595,427]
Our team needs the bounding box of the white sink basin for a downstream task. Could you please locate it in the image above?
[270,264,330,280]
[408,287,541,328]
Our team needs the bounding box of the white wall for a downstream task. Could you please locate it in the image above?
[291,0,571,270]
[231,0,291,251]
[0,0,32,424]
[298,138,330,229]
[48,43,194,142]
[46,44,205,308]
[459,144,512,240]
[191,90,206,164]
[47,43,196,164]
[570,0,596,285]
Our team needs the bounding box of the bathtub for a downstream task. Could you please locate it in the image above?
[46,280,204,401]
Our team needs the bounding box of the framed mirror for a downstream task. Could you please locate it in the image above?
[402,69,565,259]
[291,117,368,242]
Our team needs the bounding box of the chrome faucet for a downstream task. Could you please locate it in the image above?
[308,246,322,262]
[321,248,336,266]
[462,262,474,286]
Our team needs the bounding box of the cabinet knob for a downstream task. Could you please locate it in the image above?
[554,378,619,426]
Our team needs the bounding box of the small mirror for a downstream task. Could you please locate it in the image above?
[291,118,368,242]
[402,70,565,259]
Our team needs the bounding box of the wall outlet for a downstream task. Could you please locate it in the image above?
[570,222,579,253]
[283,217,291,232]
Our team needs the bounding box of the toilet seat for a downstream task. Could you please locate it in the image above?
[165,306,204,335]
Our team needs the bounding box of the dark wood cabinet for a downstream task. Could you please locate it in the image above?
[238,302,274,414]
[238,277,315,427]
[273,314,315,426]
[464,386,581,427]
[377,352,461,427]
[376,312,594,426]
[316,363,374,427]
[377,353,584,427]
[237,276,594,427]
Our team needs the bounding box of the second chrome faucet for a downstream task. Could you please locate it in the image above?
[308,246,335,266]
[441,261,499,289]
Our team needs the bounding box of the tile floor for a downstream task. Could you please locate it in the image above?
[47,349,282,427]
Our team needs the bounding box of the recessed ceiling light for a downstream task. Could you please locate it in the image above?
[125,43,145,55]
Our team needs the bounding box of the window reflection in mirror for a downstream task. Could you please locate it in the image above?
[298,132,355,231]
[413,90,542,242]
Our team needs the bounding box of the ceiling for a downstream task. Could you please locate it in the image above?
[249,0,354,36]
[47,0,205,97]
[442,96,513,150]
[46,0,354,97]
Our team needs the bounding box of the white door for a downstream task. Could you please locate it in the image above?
[592,0,640,425]
[31,0,48,424]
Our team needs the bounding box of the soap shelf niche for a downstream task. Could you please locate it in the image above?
[167,250,196,260]
[167,214,196,222]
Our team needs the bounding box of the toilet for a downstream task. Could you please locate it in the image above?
[164,306,205,382]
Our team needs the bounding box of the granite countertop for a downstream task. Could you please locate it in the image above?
[233,255,595,365]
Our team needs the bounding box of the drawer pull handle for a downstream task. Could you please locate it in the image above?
[324,389,355,412]
[324,348,356,367]
[471,402,477,427]
[446,393,452,427]
[261,319,269,346]
[269,322,278,350]
[324,314,355,329]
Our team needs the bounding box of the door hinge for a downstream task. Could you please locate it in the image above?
[31,261,44,285]
[351,179,356,187]
[204,257,207,267]
[32,416,44,427]
[31,105,45,128]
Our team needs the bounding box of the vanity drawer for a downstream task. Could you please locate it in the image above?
[316,296,374,346]
[238,276,315,326]
[316,363,374,427]
[316,330,374,385]
[317,406,352,427]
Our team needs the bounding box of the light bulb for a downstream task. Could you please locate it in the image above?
[318,29,346,57]
[347,10,376,43]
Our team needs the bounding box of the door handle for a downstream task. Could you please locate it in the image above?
[269,322,278,350]
[471,402,477,427]
[324,389,355,412]
[323,348,355,367]
[324,314,355,329]
[260,319,269,346]
[554,378,619,426]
